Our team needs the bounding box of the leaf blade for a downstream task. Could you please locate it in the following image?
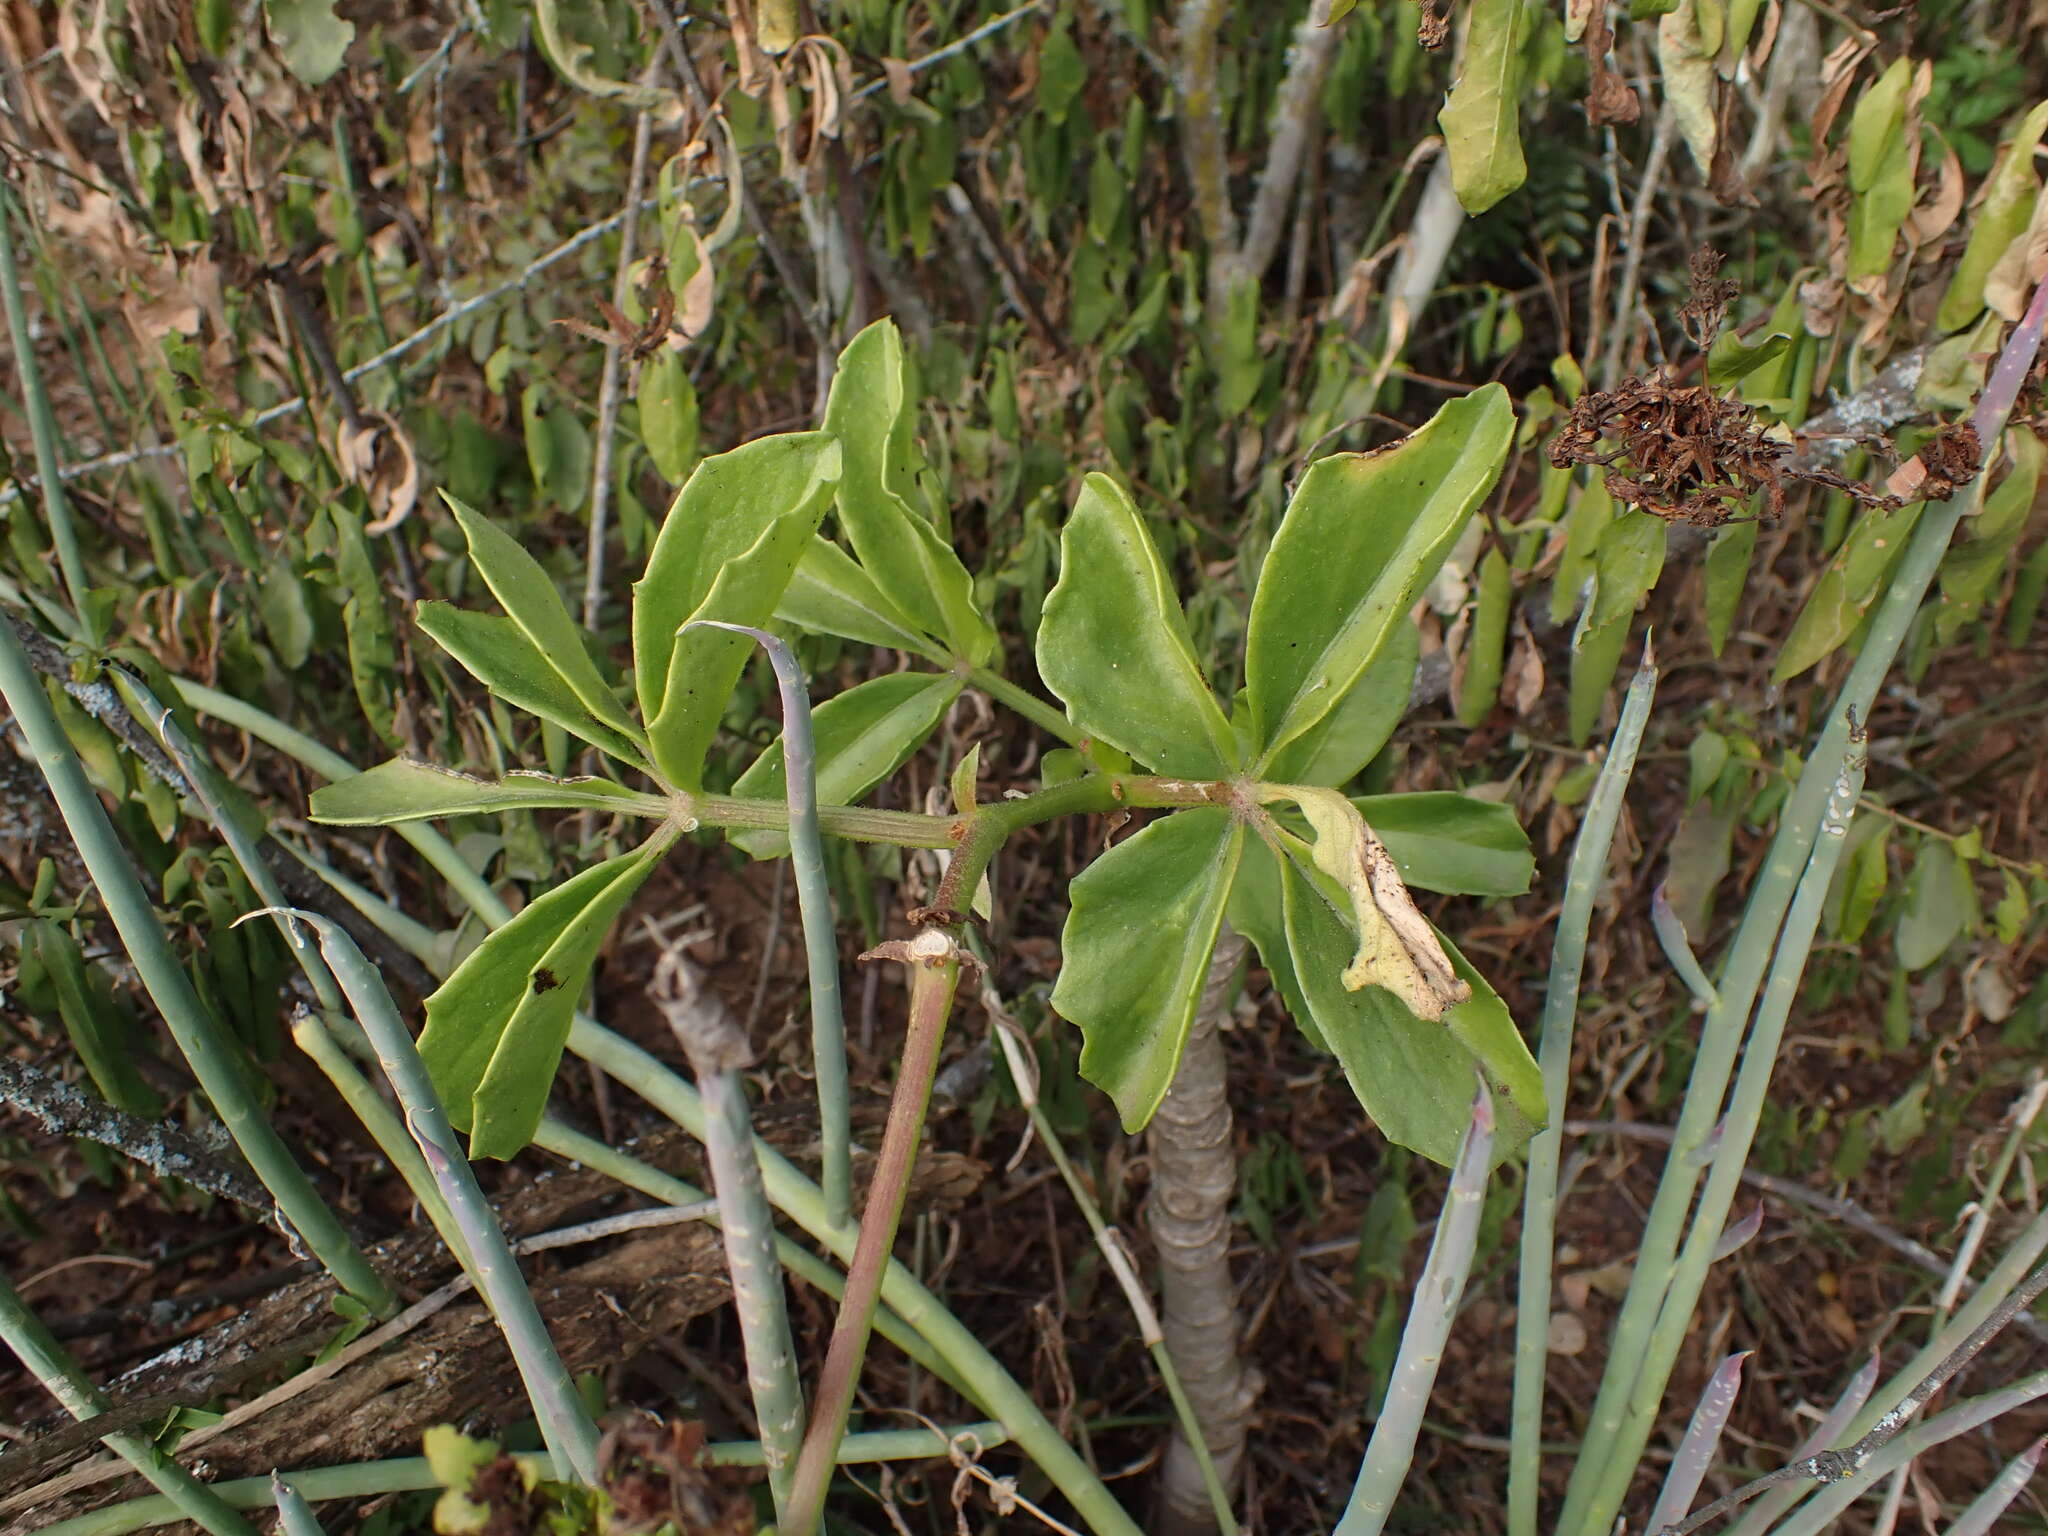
[1037,475,1237,776]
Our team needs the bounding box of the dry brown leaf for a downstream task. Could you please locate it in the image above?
[1986,182,2048,319]
[1504,620,1545,715]
[1750,0,1782,70]
[1810,35,1875,150]
[882,56,914,106]
[1910,137,1966,248]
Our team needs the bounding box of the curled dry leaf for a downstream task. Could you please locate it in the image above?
[336,412,422,535]
[1582,3,1640,127]
[1263,785,1472,1022]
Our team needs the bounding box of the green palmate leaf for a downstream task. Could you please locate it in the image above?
[729,671,964,857]
[1439,0,1529,214]
[1938,101,2048,332]
[631,434,840,786]
[1261,620,1419,787]
[263,0,352,83]
[1354,792,1534,897]
[1774,499,1924,683]
[417,602,649,767]
[1037,475,1237,776]
[1275,848,1537,1165]
[637,348,700,485]
[1248,387,1514,766]
[647,518,818,788]
[441,494,639,740]
[776,537,937,656]
[311,758,668,826]
[823,321,996,665]
[419,835,671,1158]
[1053,808,1244,1131]
[1568,509,1666,743]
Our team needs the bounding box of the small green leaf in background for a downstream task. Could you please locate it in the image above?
[1895,839,1973,971]
[1993,870,2028,945]
[264,0,353,84]
[1456,547,1512,727]
[1848,58,1914,193]
[1439,0,1530,214]
[730,671,965,857]
[417,603,648,767]
[1937,429,2045,640]
[520,391,593,513]
[631,433,841,787]
[1037,474,1238,776]
[19,921,163,1117]
[419,835,671,1158]
[1775,499,1924,683]
[1247,386,1514,764]
[1706,328,1790,389]
[1937,101,2048,331]
[1686,730,1730,806]
[312,759,666,826]
[1703,518,1758,656]
[822,320,996,665]
[256,565,315,671]
[1053,808,1244,1131]
[1827,817,1892,942]
[1568,510,1665,743]
[637,349,700,485]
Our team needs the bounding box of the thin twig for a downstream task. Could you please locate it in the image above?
[848,0,1054,102]
[1175,0,1238,326]
[1236,0,1340,288]
[582,99,659,632]
[0,1058,269,1213]
[1602,104,1676,391]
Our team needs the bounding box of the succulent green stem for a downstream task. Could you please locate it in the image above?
[0,1273,257,1536]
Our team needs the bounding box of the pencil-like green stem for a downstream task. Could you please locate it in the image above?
[689,621,851,1229]
[1599,730,1865,1529]
[178,676,1142,1536]
[1509,659,1657,1536]
[289,1011,462,1260]
[117,673,348,1019]
[532,1119,967,1396]
[784,929,964,1536]
[1563,277,2048,1536]
[268,1474,322,1536]
[1336,1083,1496,1536]
[0,1273,258,1536]
[0,628,390,1313]
[32,1426,1014,1536]
[657,942,808,1522]
[0,179,93,633]
[287,911,602,1485]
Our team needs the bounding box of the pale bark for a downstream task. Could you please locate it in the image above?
[1148,927,1253,1536]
